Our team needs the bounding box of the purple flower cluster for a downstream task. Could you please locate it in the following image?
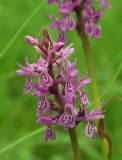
[17,30,104,143]
[47,0,111,39]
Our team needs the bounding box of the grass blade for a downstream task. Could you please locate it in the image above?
[0,1,44,60]
[101,62,122,98]
[0,127,45,155]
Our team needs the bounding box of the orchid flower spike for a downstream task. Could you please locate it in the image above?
[17,30,104,142]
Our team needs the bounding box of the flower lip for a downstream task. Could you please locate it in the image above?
[44,126,56,143]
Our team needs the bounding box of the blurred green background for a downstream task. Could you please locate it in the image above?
[0,0,122,159]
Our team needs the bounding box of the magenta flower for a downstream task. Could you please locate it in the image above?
[59,1,74,17]
[37,97,51,115]
[58,61,91,97]
[17,30,104,142]
[37,115,52,126]
[17,59,39,77]
[100,0,111,8]
[38,71,54,90]
[47,0,111,39]
[44,126,56,143]
[80,91,90,105]
[24,76,33,93]
[58,60,79,96]
[76,109,104,122]
[58,107,76,130]
[49,16,75,32]
[85,121,96,139]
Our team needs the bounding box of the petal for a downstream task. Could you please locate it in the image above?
[78,78,91,88]
[52,42,65,52]
[37,116,52,126]
[59,67,66,80]
[100,0,111,8]
[38,97,50,115]
[85,121,96,139]
[74,0,81,7]
[48,16,61,30]
[24,76,33,93]
[66,60,78,77]
[57,31,67,43]
[61,43,74,61]
[80,91,90,105]
[58,114,65,126]
[32,83,50,97]
[44,126,56,143]
[85,23,95,37]
[39,71,54,89]
[59,1,73,16]
[65,77,75,95]
[60,16,75,32]
[76,110,104,121]
[16,69,28,76]
[58,108,76,131]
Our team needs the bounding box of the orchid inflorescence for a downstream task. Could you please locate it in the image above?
[17,30,104,143]
[48,0,111,40]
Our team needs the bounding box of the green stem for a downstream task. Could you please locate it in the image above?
[77,28,100,106]
[75,9,111,160]
[69,128,81,160]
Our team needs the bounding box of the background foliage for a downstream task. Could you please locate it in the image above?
[0,0,122,159]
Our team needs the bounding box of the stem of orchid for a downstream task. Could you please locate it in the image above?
[69,128,81,160]
[77,30,101,106]
[75,9,111,160]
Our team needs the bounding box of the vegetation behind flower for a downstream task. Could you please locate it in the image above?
[0,0,122,160]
